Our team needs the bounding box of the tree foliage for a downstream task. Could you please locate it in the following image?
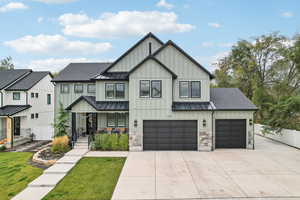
[214,33,300,132]
[0,57,14,70]
[53,103,69,137]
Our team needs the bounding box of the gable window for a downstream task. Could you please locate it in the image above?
[35,93,39,98]
[13,92,20,100]
[61,84,69,93]
[179,81,189,98]
[47,94,51,105]
[35,113,39,118]
[74,84,83,93]
[140,80,150,98]
[191,81,201,98]
[31,114,34,119]
[105,83,115,99]
[151,80,161,98]
[87,84,95,93]
[31,93,34,98]
[115,83,125,99]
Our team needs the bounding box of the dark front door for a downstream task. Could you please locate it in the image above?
[143,120,198,151]
[86,113,97,135]
[215,119,246,148]
[14,117,21,136]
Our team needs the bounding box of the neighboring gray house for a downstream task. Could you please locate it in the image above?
[0,69,54,147]
[52,33,257,151]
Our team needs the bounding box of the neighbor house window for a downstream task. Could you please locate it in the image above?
[74,84,83,93]
[47,94,51,105]
[35,113,39,118]
[31,114,34,119]
[191,81,201,98]
[35,93,39,98]
[115,83,125,99]
[31,93,34,98]
[117,114,126,127]
[179,81,189,98]
[13,92,20,100]
[105,83,114,99]
[151,80,161,98]
[140,80,150,98]
[61,84,69,93]
[87,84,95,93]
[107,113,116,127]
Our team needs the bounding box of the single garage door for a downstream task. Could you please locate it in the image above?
[143,120,197,150]
[215,119,246,148]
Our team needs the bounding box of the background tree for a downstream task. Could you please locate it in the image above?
[0,57,14,70]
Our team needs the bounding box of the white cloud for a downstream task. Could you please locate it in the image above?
[0,2,28,13]
[281,11,293,18]
[58,11,195,38]
[208,22,221,28]
[201,42,233,48]
[156,0,174,9]
[4,34,112,55]
[33,0,76,4]
[37,17,44,23]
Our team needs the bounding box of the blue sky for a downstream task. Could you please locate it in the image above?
[0,0,299,72]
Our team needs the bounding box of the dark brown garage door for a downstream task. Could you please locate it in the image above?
[143,120,197,150]
[215,119,246,148]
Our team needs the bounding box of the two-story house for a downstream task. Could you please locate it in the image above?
[0,69,54,148]
[52,33,257,151]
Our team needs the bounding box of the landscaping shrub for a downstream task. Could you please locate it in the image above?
[0,145,6,152]
[51,135,70,154]
[93,133,128,151]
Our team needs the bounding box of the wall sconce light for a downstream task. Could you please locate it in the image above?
[134,120,138,127]
[202,119,206,127]
[249,119,253,126]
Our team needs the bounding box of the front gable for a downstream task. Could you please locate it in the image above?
[106,33,164,73]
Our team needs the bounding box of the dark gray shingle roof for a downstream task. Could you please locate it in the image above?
[66,96,129,111]
[6,72,50,91]
[0,69,31,89]
[172,102,213,111]
[0,105,31,116]
[52,63,111,82]
[210,88,258,110]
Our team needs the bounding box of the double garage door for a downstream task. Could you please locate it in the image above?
[143,120,197,150]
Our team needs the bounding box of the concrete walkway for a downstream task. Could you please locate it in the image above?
[84,151,128,157]
[12,138,89,200]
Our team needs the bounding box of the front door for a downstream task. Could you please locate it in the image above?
[14,117,21,136]
[86,113,97,135]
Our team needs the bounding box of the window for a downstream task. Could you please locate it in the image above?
[107,113,116,127]
[179,81,189,98]
[140,80,150,98]
[13,92,20,100]
[31,93,34,98]
[105,83,114,99]
[115,83,125,99]
[35,113,39,118]
[117,114,126,127]
[31,114,34,119]
[61,84,69,93]
[74,84,83,93]
[35,93,39,98]
[47,94,51,105]
[87,84,95,93]
[151,80,161,98]
[191,81,201,98]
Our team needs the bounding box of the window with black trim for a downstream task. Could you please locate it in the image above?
[35,113,39,118]
[107,113,126,127]
[31,114,34,119]
[140,80,150,98]
[31,93,34,98]
[107,113,115,127]
[179,81,189,98]
[13,92,20,100]
[117,113,126,127]
[47,94,51,105]
[61,84,69,93]
[105,83,114,99]
[191,81,201,98]
[87,84,95,93]
[74,84,83,93]
[115,83,125,99]
[151,80,161,98]
[35,93,39,98]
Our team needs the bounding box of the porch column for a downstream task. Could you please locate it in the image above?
[71,113,76,141]
[5,117,13,148]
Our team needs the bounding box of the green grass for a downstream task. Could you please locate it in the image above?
[43,157,126,200]
[0,152,43,200]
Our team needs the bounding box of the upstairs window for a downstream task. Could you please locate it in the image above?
[35,113,39,118]
[13,92,20,100]
[140,80,150,98]
[87,84,95,93]
[47,94,51,105]
[35,93,39,98]
[115,83,125,99]
[31,93,34,98]
[179,81,189,98]
[151,80,161,98]
[105,83,114,99]
[179,81,201,98]
[61,84,69,93]
[191,81,201,98]
[74,84,83,93]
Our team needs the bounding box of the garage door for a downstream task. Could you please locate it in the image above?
[215,119,246,148]
[143,120,197,150]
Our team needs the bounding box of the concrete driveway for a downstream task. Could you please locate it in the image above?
[112,135,300,200]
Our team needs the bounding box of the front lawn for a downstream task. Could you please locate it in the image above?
[0,152,43,200]
[43,157,126,200]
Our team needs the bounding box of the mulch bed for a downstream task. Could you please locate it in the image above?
[38,148,64,161]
